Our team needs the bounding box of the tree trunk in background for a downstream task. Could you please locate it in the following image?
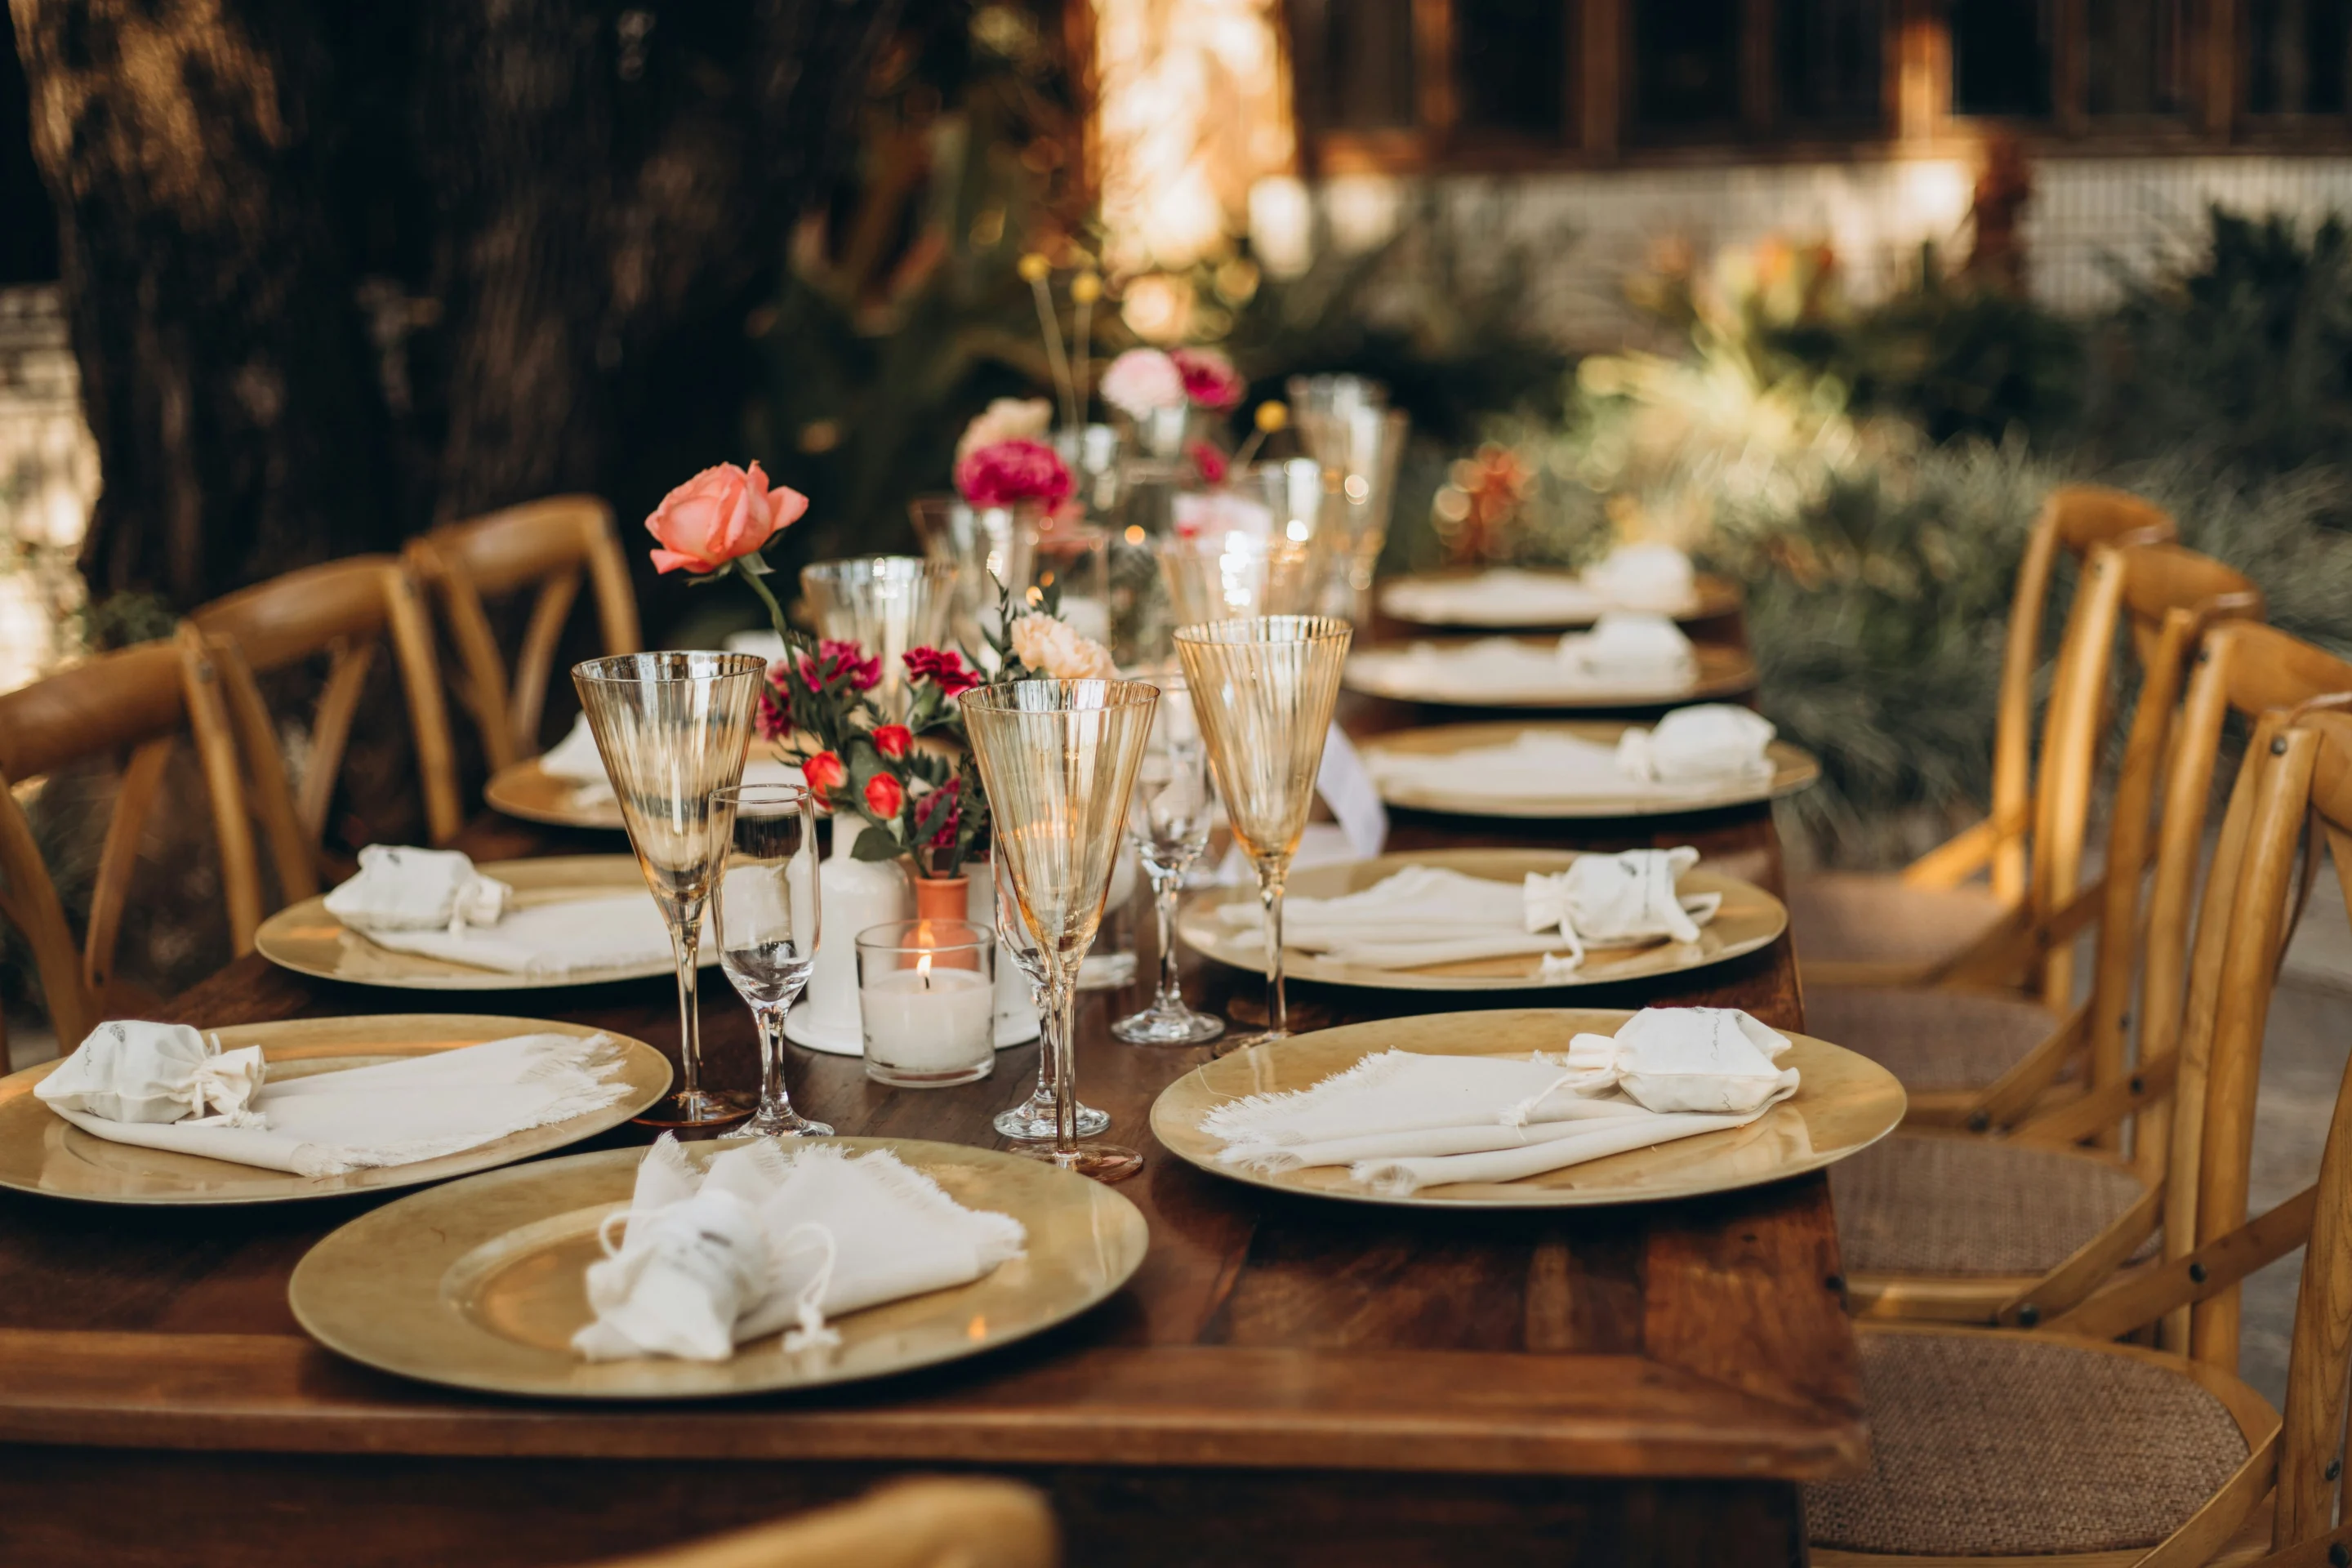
[10,0,398,607]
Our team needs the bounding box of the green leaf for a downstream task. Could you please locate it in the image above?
[851,823,905,862]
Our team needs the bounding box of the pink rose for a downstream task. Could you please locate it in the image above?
[1171,347,1245,410]
[645,461,807,574]
[955,439,1072,510]
[1100,348,1187,416]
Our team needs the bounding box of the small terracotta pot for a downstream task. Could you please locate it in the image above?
[911,873,971,924]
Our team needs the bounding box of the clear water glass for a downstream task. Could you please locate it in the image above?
[710,782,829,1138]
[1112,675,1225,1047]
[991,870,1111,1138]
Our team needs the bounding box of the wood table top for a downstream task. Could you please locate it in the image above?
[0,700,1860,1490]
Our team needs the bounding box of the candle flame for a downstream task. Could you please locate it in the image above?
[916,951,933,989]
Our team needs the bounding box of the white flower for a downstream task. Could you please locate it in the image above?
[1099,348,1187,417]
[955,397,1054,463]
[1010,612,1117,680]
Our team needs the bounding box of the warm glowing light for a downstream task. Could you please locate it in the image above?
[1125,524,1147,543]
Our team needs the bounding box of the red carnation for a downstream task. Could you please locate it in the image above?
[802,751,847,800]
[904,645,982,697]
[798,638,880,694]
[1171,347,1245,410]
[1187,440,1228,486]
[924,777,961,849]
[755,663,793,740]
[873,724,913,760]
[863,773,905,820]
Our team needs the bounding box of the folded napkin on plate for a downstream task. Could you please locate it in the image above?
[37,1025,631,1176]
[573,1134,1027,1363]
[1580,542,1695,611]
[1616,704,1776,786]
[1364,637,1641,701]
[1557,612,1696,685]
[1384,570,1608,625]
[539,714,616,800]
[323,844,511,933]
[324,847,676,978]
[1213,852,1716,973]
[1204,1006,1798,1196]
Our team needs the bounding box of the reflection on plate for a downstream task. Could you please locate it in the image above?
[1360,720,1819,819]
[1152,1008,1903,1209]
[1343,639,1757,710]
[289,1137,1148,1398]
[255,856,706,991]
[0,1014,671,1205]
[1176,848,1786,992]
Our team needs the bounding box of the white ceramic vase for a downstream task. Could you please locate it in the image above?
[783,826,912,1054]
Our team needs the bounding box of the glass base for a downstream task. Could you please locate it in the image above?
[634,1089,756,1129]
[1111,1004,1226,1046]
[737,1107,835,1138]
[866,1058,995,1089]
[1212,1028,1291,1058]
[1015,1140,1144,1183]
[994,1092,1111,1139]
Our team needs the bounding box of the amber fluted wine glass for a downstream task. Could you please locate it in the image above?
[574,651,764,1129]
[960,678,1159,1182]
[1173,616,1351,1053]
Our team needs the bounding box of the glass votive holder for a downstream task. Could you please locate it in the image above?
[855,919,998,1088]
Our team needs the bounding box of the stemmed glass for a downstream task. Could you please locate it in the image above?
[710,782,830,1138]
[960,678,1159,1182]
[991,871,1111,1138]
[800,556,956,719]
[1173,617,1352,1053]
[1112,674,1225,1046]
[573,652,765,1127]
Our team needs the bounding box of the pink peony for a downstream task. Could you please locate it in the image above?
[954,438,1072,510]
[645,461,807,574]
[1171,347,1245,410]
[1099,348,1187,416]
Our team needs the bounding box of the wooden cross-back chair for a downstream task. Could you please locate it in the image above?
[1788,483,2176,1003]
[405,495,641,773]
[1806,706,2352,1567]
[186,555,462,914]
[1811,541,2261,1129]
[0,638,259,1051]
[1836,578,2343,1332]
[578,1479,1056,1568]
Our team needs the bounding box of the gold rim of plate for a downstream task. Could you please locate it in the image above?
[1360,721,1820,818]
[288,1137,1150,1400]
[1343,639,1757,709]
[255,855,702,991]
[1377,571,1744,630]
[1176,848,1786,991]
[1151,1008,1905,1209]
[0,1014,673,1205]
[484,760,628,830]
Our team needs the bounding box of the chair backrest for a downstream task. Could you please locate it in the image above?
[1989,485,2175,908]
[581,1478,1056,1568]
[186,555,462,909]
[0,638,261,1046]
[406,495,641,772]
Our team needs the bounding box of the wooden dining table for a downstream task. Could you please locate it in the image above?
[0,680,1862,1568]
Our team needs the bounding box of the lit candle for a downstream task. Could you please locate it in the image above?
[858,930,997,1087]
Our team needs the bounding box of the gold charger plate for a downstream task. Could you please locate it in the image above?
[288,1137,1150,1400]
[1360,720,1820,818]
[1151,1008,1904,1209]
[1377,570,1743,630]
[1343,638,1757,710]
[256,855,707,991]
[0,1013,672,1205]
[1176,847,1786,991]
[484,760,625,830]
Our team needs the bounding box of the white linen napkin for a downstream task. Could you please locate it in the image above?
[539,714,616,801]
[1203,1006,1799,1196]
[1523,847,1720,976]
[38,1027,633,1176]
[1617,704,1776,786]
[1580,542,1695,611]
[1368,726,1757,804]
[1383,570,1609,626]
[573,1135,1027,1363]
[323,845,512,933]
[353,894,679,978]
[34,1020,265,1124]
[1557,612,1696,684]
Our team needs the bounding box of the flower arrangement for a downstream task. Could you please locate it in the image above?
[1101,345,1245,417]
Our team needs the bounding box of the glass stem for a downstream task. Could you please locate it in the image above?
[1258,862,1288,1037]
[1029,982,1058,1102]
[670,915,703,1098]
[1048,973,1080,1158]
[755,1005,791,1119]
[1151,868,1184,1012]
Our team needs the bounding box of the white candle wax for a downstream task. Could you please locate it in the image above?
[860,966,995,1076]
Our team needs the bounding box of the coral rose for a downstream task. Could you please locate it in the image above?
[1010,612,1117,680]
[802,751,847,800]
[872,724,913,760]
[1171,347,1245,410]
[1100,348,1187,416]
[863,773,906,820]
[644,461,806,574]
[954,439,1071,510]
